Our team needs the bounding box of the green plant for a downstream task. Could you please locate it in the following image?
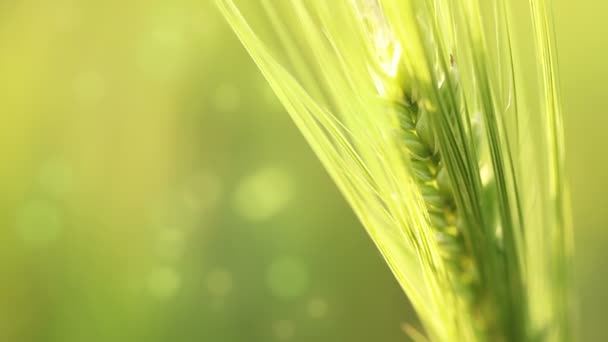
[217,0,574,341]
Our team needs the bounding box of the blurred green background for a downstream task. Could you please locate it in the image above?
[0,1,604,341]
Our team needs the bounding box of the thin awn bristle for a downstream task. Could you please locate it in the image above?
[217,0,574,341]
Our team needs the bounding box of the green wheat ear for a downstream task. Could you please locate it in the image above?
[217,0,575,341]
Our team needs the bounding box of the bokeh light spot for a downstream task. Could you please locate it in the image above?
[267,257,308,299]
[38,159,74,198]
[147,267,181,300]
[156,228,185,262]
[307,298,328,318]
[15,199,63,245]
[206,268,233,297]
[273,320,295,341]
[233,167,293,222]
[136,11,188,82]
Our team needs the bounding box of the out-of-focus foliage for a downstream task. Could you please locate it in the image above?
[0,1,605,341]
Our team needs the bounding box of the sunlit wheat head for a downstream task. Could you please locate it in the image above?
[217,0,574,341]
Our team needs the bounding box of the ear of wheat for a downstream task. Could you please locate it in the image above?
[217,0,574,341]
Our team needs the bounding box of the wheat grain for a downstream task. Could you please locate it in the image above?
[397,70,478,294]
[217,0,574,340]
